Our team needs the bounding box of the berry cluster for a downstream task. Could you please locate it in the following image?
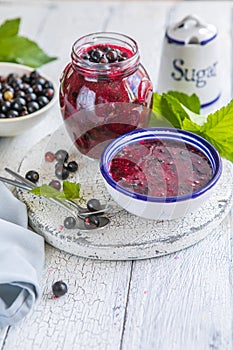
[45,149,79,187]
[0,70,54,119]
[63,198,102,230]
[81,45,129,64]
[25,149,78,188]
[25,149,102,230]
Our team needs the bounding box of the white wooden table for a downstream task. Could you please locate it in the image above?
[0,1,233,349]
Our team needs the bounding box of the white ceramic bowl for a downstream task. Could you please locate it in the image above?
[100,128,222,220]
[0,62,57,137]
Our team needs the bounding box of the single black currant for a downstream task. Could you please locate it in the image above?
[52,281,68,297]
[32,77,46,86]
[20,109,29,116]
[89,49,102,63]
[49,179,61,190]
[84,215,100,228]
[24,85,33,94]
[55,162,62,170]
[22,73,31,83]
[6,73,18,84]
[65,161,78,173]
[37,95,49,107]
[25,92,37,102]
[11,97,26,110]
[32,83,43,94]
[15,90,26,98]
[12,80,23,91]
[30,70,41,79]
[64,216,76,229]
[43,88,54,100]
[0,101,11,113]
[44,81,54,89]
[55,149,69,163]
[106,49,118,62]
[25,170,39,183]
[27,101,40,113]
[45,151,55,162]
[87,198,101,212]
[55,165,69,180]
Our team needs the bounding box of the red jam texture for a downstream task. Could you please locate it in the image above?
[109,139,213,197]
[60,44,152,158]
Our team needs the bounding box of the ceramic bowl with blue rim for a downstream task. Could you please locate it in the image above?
[100,127,222,220]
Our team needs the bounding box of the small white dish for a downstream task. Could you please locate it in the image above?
[0,62,57,137]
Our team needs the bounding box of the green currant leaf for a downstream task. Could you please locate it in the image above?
[30,184,66,200]
[63,181,82,200]
[29,181,84,201]
[167,91,201,113]
[0,18,20,38]
[150,91,233,161]
[0,17,57,67]
[0,36,56,68]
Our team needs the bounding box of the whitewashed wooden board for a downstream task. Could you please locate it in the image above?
[16,126,233,260]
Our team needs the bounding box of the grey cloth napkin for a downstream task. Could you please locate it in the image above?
[0,182,44,327]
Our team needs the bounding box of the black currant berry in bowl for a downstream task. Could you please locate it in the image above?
[100,127,222,220]
[0,62,57,136]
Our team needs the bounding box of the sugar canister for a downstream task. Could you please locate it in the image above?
[157,15,221,109]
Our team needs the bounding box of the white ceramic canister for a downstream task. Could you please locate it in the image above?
[157,15,221,108]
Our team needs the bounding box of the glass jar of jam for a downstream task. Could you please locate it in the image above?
[60,32,153,159]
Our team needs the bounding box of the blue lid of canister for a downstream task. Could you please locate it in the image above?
[166,15,218,45]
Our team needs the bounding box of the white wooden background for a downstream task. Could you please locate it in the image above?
[0,1,232,349]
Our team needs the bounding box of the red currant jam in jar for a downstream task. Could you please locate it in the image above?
[59,32,153,159]
[109,139,213,197]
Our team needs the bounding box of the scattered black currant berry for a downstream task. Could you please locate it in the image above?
[64,216,76,229]
[84,215,100,228]
[55,162,62,170]
[52,281,68,297]
[87,198,101,212]
[55,164,69,180]
[25,170,39,184]
[55,149,69,163]
[49,179,61,191]
[45,151,55,162]
[65,160,78,173]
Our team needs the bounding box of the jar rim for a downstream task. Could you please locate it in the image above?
[71,31,140,77]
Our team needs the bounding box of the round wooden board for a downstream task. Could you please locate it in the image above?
[17,126,233,260]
